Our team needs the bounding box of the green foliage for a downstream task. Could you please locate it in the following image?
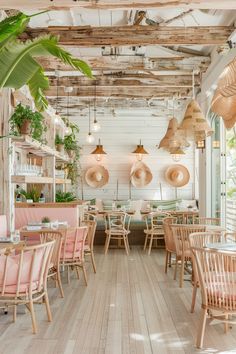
[56,190,76,203]
[227,188,236,198]
[227,135,236,149]
[9,103,47,143]
[0,12,92,111]
[20,187,40,202]
[55,134,64,146]
[41,216,50,223]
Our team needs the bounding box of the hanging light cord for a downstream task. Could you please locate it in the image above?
[192,71,195,99]
[56,75,59,114]
[94,81,97,122]
[88,101,91,134]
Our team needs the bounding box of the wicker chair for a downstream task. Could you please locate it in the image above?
[188,231,223,313]
[0,241,55,333]
[60,227,88,285]
[163,217,177,273]
[104,212,131,255]
[190,246,236,348]
[82,219,97,273]
[171,224,206,287]
[39,231,64,298]
[193,217,220,226]
[143,211,171,255]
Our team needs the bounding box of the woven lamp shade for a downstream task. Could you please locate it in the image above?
[158,118,178,149]
[132,144,149,155]
[179,99,213,140]
[168,128,190,151]
[211,59,236,129]
[91,144,107,155]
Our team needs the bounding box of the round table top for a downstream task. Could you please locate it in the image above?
[206,242,236,252]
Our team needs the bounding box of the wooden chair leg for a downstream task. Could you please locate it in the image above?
[143,234,148,250]
[44,292,52,322]
[168,252,172,267]
[123,236,129,255]
[29,299,37,334]
[196,307,207,349]
[148,234,154,255]
[67,265,70,284]
[179,258,185,288]
[104,234,111,254]
[76,266,80,279]
[56,269,64,298]
[191,283,198,313]
[165,251,169,273]
[174,257,178,280]
[13,304,17,322]
[82,264,88,286]
[224,314,229,333]
[91,251,97,273]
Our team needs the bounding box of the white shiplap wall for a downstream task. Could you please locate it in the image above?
[72,108,196,201]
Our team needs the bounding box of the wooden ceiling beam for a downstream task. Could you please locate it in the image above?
[46,86,191,98]
[3,1,236,10]
[48,74,200,87]
[21,25,234,46]
[39,56,210,72]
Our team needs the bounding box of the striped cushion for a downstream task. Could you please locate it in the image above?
[148,199,181,211]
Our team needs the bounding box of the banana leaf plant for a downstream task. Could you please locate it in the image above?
[0,12,92,112]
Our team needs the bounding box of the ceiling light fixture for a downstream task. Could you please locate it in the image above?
[86,101,95,144]
[132,140,149,161]
[90,138,107,161]
[91,81,101,132]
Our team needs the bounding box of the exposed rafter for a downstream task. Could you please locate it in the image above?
[21,25,234,46]
[39,55,210,73]
[2,1,236,10]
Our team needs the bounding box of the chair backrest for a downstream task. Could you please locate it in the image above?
[163,217,177,253]
[104,212,131,233]
[171,224,206,257]
[61,226,88,262]
[189,231,223,249]
[0,215,7,237]
[82,220,97,250]
[84,212,97,221]
[144,211,171,231]
[39,231,63,269]
[0,240,55,296]
[193,217,220,226]
[192,247,236,310]
[224,232,236,242]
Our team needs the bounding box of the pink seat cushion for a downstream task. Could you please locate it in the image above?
[0,248,44,294]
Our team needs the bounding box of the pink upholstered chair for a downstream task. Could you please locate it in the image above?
[163,217,177,273]
[60,227,88,285]
[0,215,8,237]
[0,241,55,333]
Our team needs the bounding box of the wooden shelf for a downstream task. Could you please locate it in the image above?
[55,178,71,184]
[12,135,71,163]
[11,176,53,184]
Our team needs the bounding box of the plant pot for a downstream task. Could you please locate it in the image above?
[19,119,31,135]
[56,144,64,153]
[67,150,75,159]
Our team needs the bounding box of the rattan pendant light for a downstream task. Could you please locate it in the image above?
[132,140,149,161]
[179,73,213,143]
[90,138,107,161]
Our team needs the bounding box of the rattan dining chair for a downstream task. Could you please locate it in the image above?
[193,217,220,225]
[39,231,64,298]
[188,231,223,313]
[171,224,206,287]
[82,219,97,273]
[190,246,236,349]
[0,241,55,334]
[104,211,131,255]
[143,211,171,255]
[163,217,177,273]
[60,226,88,285]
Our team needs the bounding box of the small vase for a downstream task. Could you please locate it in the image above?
[56,144,63,153]
[67,150,75,159]
[20,119,31,135]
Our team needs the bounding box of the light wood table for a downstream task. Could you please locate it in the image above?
[206,242,236,251]
[20,225,69,242]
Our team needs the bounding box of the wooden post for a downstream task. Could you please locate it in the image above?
[0,89,14,231]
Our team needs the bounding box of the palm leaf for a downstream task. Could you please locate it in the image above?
[28,67,49,111]
[0,11,48,49]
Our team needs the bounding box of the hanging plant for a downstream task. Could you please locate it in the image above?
[55,133,64,152]
[9,103,47,143]
[0,12,92,112]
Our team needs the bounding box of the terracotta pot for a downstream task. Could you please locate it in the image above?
[56,144,64,153]
[67,150,75,159]
[19,119,31,135]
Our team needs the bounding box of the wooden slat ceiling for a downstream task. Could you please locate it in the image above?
[3,0,236,10]
[22,25,233,46]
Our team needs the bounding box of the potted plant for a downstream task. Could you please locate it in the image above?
[41,216,50,228]
[9,103,47,142]
[64,135,77,158]
[55,134,64,153]
[56,190,76,202]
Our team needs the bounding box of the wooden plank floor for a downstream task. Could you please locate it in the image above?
[1,247,236,354]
